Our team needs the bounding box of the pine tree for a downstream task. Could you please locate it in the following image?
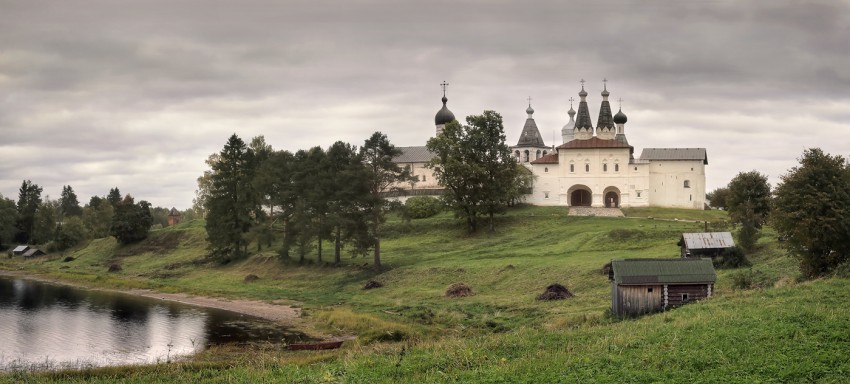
[59,185,83,219]
[205,134,258,262]
[360,132,413,269]
[15,180,43,243]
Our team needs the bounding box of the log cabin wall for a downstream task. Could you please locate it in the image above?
[665,284,711,307]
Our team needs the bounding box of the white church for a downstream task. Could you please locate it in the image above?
[394,81,708,210]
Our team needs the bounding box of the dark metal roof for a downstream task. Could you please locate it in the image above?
[557,137,632,149]
[435,96,455,125]
[611,258,716,285]
[680,232,734,250]
[597,99,614,129]
[515,118,547,148]
[530,153,559,164]
[614,108,627,124]
[574,100,593,130]
[394,146,435,163]
[640,148,708,164]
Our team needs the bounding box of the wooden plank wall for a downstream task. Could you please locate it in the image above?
[616,285,663,316]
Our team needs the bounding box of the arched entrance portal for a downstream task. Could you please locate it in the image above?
[605,192,619,208]
[603,187,621,208]
[570,189,592,206]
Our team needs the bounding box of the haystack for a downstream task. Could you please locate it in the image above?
[244,274,259,283]
[445,283,473,297]
[363,280,384,289]
[536,284,574,301]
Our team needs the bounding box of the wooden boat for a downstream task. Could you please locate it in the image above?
[286,340,344,351]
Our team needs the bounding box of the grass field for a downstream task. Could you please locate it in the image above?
[2,206,848,383]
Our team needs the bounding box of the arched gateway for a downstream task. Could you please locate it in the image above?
[569,186,592,207]
[603,187,621,208]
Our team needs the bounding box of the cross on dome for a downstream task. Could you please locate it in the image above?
[440,81,449,97]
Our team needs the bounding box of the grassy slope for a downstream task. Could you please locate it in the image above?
[2,206,847,383]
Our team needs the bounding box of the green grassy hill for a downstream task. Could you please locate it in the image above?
[3,206,848,383]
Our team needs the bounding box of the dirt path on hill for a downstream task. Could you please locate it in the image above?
[0,270,301,323]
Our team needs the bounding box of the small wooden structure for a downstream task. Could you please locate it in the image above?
[12,245,30,256]
[167,207,182,226]
[678,232,734,258]
[610,258,716,317]
[22,248,45,258]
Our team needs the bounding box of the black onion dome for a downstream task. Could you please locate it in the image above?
[435,96,455,125]
[614,108,628,124]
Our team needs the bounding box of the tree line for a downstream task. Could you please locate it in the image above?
[0,183,184,252]
[201,110,528,268]
[707,148,850,278]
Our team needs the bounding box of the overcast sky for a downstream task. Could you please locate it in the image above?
[2,0,849,209]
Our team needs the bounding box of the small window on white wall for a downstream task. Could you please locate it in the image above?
[544,192,549,199]
[544,167,548,173]
[570,164,575,172]
[615,164,619,172]
[684,180,691,188]
[585,164,590,172]
[603,164,608,172]
[637,191,641,198]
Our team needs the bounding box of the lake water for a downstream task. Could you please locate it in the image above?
[0,275,301,370]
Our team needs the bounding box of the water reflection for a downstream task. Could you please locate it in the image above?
[0,276,300,369]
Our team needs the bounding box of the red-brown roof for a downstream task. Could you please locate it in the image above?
[530,153,559,164]
[556,137,631,149]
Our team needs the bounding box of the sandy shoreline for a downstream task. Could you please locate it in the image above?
[0,270,302,323]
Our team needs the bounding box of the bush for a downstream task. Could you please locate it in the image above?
[715,246,751,269]
[737,223,760,252]
[405,196,443,219]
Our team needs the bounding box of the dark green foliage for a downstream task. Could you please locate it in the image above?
[405,196,443,219]
[772,148,850,278]
[106,187,122,207]
[736,221,759,252]
[427,111,525,233]
[360,132,415,269]
[706,187,730,210]
[31,199,59,244]
[726,171,771,252]
[59,185,83,218]
[0,193,19,248]
[715,246,750,269]
[205,134,259,262]
[82,199,113,239]
[727,171,771,228]
[15,179,43,243]
[55,216,87,251]
[110,195,153,244]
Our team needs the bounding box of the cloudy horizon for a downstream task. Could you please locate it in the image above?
[2,0,849,209]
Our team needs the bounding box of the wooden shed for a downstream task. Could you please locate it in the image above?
[609,258,716,317]
[12,245,30,256]
[167,207,182,226]
[22,248,45,258]
[678,232,734,258]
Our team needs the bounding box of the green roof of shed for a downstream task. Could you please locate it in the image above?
[611,258,716,285]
